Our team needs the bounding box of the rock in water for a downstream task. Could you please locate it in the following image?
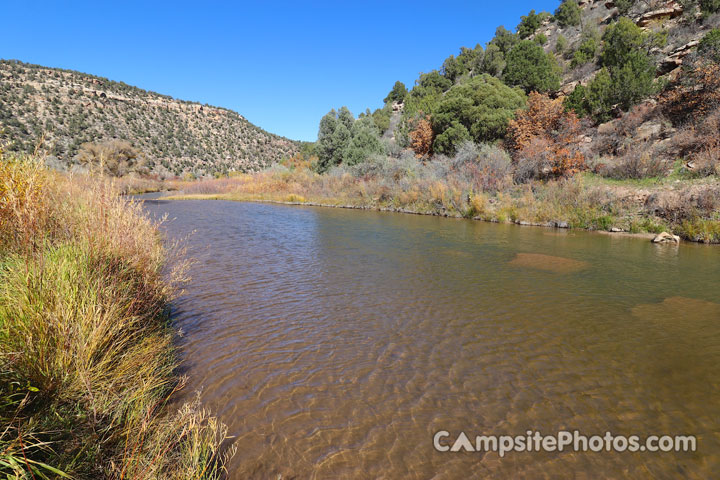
[652,232,680,244]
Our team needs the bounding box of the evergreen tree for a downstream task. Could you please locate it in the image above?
[555,0,582,28]
[504,40,561,93]
[432,74,526,149]
[384,81,408,104]
[345,116,385,165]
[316,108,353,172]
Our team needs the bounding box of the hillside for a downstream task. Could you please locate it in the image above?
[0,60,300,177]
[356,0,720,149]
[219,0,718,243]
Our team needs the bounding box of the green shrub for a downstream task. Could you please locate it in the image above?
[482,43,506,77]
[697,28,720,63]
[503,40,561,93]
[567,19,658,121]
[615,0,636,14]
[556,34,568,54]
[371,105,392,133]
[555,0,582,27]
[344,116,385,166]
[700,0,720,14]
[432,74,526,149]
[517,10,550,38]
[571,27,600,67]
[433,121,471,155]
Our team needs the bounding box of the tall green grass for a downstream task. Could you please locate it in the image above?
[0,151,233,478]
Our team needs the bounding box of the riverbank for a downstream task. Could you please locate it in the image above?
[163,165,720,243]
[0,152,232,478]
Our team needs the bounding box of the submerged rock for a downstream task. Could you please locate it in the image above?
[509,253,589,274]
[632,297,720,321]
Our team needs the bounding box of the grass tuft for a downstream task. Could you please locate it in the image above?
[0,149,233,478]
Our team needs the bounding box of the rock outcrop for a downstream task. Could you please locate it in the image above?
[636,3,683,27]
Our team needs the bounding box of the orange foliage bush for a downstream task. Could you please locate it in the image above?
[280,152,317,171]
[409,115,434,158]
[507,92,566,153]
[507,92,585,178]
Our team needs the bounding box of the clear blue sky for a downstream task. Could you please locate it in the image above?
[1,1,560,142]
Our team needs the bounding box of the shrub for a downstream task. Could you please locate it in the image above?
[76,139,146,177]
[700,0,720,14]
[688,144,720,177]
[556,34,568,54]
[433,121,471,155]
[344,116,385,166]
[567,55,656,122]
[555,0,582,28]
[451,141,480,168]
[660,62,720,124]
[514,136,554,182]
[371,104,392,133]
[482,43,506,77]
[601,17,662,70]
[432,74,526,148]
[508,92,585,179]
[571,27,600,68]
[0,153,231,478]
[601,150,671,179]
[517,10,550,38]
[409,115,434,157]
[615,0,636,15]
[697,28,720,63]
[563,18,660,120]
[474,144,514,192]
[504,40,562,93]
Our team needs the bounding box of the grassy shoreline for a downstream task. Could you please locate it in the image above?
[0,152,232,478]
[161,167,720,243]
[161,192,664,242]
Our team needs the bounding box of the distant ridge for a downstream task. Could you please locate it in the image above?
[0,59,300,177]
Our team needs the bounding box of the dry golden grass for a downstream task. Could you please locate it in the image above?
[0,150,233,479]
[167,162,720,243]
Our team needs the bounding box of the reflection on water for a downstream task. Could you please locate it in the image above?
[141,198,720,479]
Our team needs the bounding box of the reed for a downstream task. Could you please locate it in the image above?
[0,149,233,479]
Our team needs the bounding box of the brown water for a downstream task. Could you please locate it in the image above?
[142,197,720,479]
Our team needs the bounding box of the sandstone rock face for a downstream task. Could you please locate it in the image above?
[637,2,683,27]
[657,41,700,75]
[652,232,681,244]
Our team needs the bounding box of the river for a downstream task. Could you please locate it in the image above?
[141,197,720,479]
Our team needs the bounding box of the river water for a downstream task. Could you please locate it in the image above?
[142,197,720,479]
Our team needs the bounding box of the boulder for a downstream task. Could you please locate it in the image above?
[652,232,681,244]
[598,120,616,136]
[636,121,663,142]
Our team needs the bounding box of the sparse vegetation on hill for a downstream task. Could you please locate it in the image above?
[172,0,720,243]
[0,60,300,177]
